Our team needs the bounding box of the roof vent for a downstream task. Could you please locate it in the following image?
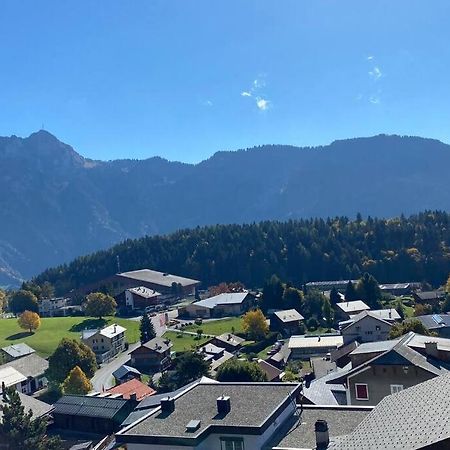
[186,419,201,432]
[160,396,175,413]
[217,396,231,414]
[315,419,329,449]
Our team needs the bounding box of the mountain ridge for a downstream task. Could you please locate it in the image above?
[1,131,450,286]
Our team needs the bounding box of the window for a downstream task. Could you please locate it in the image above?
[375,325,381,331]
[390,384,403,394]
[220,437,244,450]
[355,383,369,400]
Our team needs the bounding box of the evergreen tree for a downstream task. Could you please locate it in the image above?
[345,281,358,301]
[322,297,334,328]
[175,352,210,385]
[282,287,304,313]
[329,287,341,305]
[140,313,156,343]
[261,275,284,312]
[0,387,62,450]
[356,273,382,308]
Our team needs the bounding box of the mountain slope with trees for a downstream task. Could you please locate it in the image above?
[34,211,450,295]
[2,130,450,285]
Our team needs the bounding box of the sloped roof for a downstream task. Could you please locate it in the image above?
[113,364,141,380]
[330,373,450,449]
[416,313,450,330]
[289,335,343,350]
[350,308,400,322]
[0,392,52,420]
[273,309,304,322]
[193,292,249,309]
[342,311,392,332]
[1,353,48,378]
[127,286,161,299]
[1,343,35,359]
[257,359,283,381]
[414,290,445,301]
[0,366,27,388]
[106,378,156,401]
[336,301,370,314]
[139,337,172,354]
[54,395,130,419]
[118,269,200,288]
[213,333,245,347]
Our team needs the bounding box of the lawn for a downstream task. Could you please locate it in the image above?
[163,330,210,353]
[0,316,140,358]
[183,317,244,336]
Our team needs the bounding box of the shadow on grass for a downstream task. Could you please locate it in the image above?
[69,318,107,332]
[6,331,33,341]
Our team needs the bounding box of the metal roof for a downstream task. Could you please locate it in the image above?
[0,366,27,388]
[330,373,450,449]
[113,364,141,380]
[54,395,130,419]
[289,335,343,350]
[118,269,200,288]
[1,343,35,359]
[336,301,370,314]
[273,309,304,322]
[193,292,249,309]
[127,286,161,299]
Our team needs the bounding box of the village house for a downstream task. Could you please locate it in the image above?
[257,359,284,381]
[415,313,450,338]
[0,391,53,420]
[412,290,446,306]
[305,280,357,292]
[211,333,245,353]
[115,269,200,296]
[0,367,28,393]
[116,380,302,449]
[0,353,48,394]
[270,309,304,336]
[113,364,142,385]
[38,296,82,317]
[180,292,253,319]
[129,337,173,372]
[115,286,161,312]
[53,394,137,434]
[288,335,344,360]
[197,343,234,376]
[379,282,420,297]
[340,311,393,345]
[106,378,156,401]
[81,323,127,363]
[332,332,450,406]
[335,301,370,321]
[0,343,35,362]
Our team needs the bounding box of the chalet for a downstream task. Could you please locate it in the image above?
[1,343,35,362]
[211,333,245,353]
[106,378,156,401]
[130,337,173,372]
[288,335,344,359]
[413,290,446,306]
[116,380,302,449]
[331,373,450,450]
[113,364,142,385]
[180,292,253,319]
[305,280,357,292]
[81,323,127,363]
[333,332,450,406]
[115,269,200,296]
[38,297,81,317]
[115,286,161,312]
[270,309,304,336]
[335,301,370,321]
[379,282,420,296]
[416,314,450,338]
[0,353,48,394]
[53,394,136,434]
[340,311,393,345]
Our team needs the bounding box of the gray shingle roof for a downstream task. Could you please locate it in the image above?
[1,343,35,359]
[0,353,48,378]
[213,333,245,347]
[118,382,301,443]
[54,395,129,419]
[112,364,141,380]
[414,290,445,301]
[330,373,450,449]
[140,337,172,354]
[416,313,450,330]
[270,405,372,450]
[0,392,52,419]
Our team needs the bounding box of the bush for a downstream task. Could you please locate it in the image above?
[306,317,319,331]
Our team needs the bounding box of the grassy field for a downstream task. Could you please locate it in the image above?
[0,316,140,357]
[163,330,210,353]
[183,317,243,336]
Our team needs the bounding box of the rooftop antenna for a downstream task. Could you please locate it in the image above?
[116,255,121,273]
[41,123,45,130]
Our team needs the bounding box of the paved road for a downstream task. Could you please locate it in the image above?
[90,311,177,392]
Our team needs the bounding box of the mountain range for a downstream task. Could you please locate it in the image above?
[1,130,450,286]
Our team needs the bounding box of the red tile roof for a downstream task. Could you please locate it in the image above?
[106,378,156,401]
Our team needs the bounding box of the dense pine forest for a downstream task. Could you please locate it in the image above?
[34,211,450,295]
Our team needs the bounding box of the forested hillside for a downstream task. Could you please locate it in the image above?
[2,131,450,286]
[34,211,450,295]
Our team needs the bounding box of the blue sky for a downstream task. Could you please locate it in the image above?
[1,1,449,162]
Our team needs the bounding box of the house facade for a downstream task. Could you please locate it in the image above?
[130,337,173,372]
[270,309,304,336]
[288,335,344,359]
[335,301,370,321]
[82,323,127,363]
[341,311,393,345]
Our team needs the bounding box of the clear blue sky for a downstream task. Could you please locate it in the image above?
[1,1,449,162]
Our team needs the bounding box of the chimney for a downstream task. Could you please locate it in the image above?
[217,396,231,415]
[114,324,117,333]
[389,310,392,318]
[129,392,137,402]
[160,396,175,413]
[315,420,329,449]
[425,341,438,358]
